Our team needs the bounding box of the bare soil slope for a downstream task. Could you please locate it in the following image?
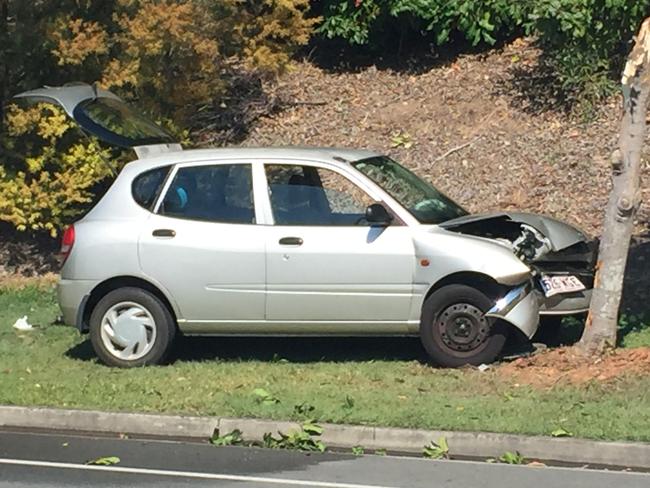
[244,39,650,237]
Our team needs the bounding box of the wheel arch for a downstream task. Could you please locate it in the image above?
[424,271,508,303]
[79,275,178,333]
[422,271,538,345]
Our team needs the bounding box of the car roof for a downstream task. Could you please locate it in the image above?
[125,146,382,172]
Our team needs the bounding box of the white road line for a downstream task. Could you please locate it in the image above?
[0,458,400,488]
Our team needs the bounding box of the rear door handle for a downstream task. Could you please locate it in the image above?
[279,237,303,246]
[152,229,176,238]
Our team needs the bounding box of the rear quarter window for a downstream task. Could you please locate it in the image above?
[132,166,171,210]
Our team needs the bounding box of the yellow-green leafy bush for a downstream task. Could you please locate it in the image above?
[0,104,114,237]
[0,0,318,236]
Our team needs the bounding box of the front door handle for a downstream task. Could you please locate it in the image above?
[279,236,303,246]
[152,229,176,238]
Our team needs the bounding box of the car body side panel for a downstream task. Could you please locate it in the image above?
[407,228,538,335]
[265,225,416,327]
[58,217,184,326]
[138,217,266,325]
[411,228,532,291]
[61,219,145,281]
[57,278,97,327]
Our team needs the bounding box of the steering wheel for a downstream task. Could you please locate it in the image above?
[413,199,432,212]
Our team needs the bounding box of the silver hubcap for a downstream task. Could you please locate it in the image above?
[100,301,156,361]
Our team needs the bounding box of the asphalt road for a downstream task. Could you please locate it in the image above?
[1,429,649,488]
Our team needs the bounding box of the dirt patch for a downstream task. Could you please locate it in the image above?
[0,272,57,290]
[497,346,650,388]
[243,38,650,237]
[0,224,59,277]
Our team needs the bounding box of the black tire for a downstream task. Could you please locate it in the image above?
[89,287,176,367]
[420,284,508,367]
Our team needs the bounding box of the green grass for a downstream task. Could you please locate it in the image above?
[1,283,650,443]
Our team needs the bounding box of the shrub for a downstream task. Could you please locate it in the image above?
[0,0,318,236]
[0,104,115,237]
[317,0,525,47]
[524,0,650,109]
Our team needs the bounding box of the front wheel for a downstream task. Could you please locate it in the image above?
[89,287,176,367]
[420,285,508,367]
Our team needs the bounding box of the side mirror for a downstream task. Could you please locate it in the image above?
[365,203,393,226]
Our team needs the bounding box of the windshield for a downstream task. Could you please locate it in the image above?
[72,97,176,148]
[352,156,468,224]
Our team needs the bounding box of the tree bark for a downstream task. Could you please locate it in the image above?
[578,17,650,353]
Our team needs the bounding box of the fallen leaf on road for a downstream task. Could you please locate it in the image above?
[86,456,120,466]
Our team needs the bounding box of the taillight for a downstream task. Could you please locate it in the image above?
[59,225,75,265]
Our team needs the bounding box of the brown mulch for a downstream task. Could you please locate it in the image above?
[244,38,650,237]
[0,224,59,277]
[496,346,650,388]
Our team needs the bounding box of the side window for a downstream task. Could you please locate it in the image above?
[132,165,171,210]
[159,164,255,224]
[265,164,374,226]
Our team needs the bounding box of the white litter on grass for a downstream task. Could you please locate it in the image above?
[477,363,490,372]
[12,316,33,331]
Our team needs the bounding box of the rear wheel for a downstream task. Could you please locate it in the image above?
[89,287,176,367]
[420,285,508,367]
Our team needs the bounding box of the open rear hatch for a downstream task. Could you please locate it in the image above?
[14,83,182,158]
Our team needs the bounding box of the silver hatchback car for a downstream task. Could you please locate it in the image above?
[16,84,596,368]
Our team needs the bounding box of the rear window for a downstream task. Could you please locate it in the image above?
[74,97,176,148]
[132,166,171,210]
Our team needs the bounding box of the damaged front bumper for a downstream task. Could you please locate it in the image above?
[533,239,597,315]
[486,281,540,338]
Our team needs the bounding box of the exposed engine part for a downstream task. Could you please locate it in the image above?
[511,224,552,262]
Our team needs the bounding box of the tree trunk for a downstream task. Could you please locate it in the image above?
[578,18,650,353]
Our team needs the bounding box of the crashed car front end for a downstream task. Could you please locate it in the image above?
[439,212,596,319]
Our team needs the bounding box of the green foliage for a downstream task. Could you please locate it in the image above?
[342,395,355,409]
[0,0,317,236]
[253,388,281,405]
[262,422,326,452]
[551,427,573,438]
[390,131,414,149]
[317,0,525,47]
[0,104,117,236]
[2,283,650,445]
[351,445,365,455]
[498,451,526,464]
[210,428,244,446]
[422,437,449,459]
[294,402,316,415]
[618,313,650,347]
[524,0,650,110]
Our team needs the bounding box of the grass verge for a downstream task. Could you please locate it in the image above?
[1,281,650,443]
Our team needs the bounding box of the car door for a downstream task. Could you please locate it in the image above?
[138,161,266,333]
[263,162,417,332]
